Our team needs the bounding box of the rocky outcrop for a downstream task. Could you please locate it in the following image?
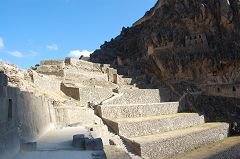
[91,0,240,86]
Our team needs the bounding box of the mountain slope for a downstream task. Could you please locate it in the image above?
[91,0,240,85]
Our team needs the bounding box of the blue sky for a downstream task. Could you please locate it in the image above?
[0,0,156,68]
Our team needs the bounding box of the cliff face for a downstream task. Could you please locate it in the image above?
[91,0,240,85]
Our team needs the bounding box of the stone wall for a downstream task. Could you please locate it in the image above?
[65,58,102,72]
[17,91,55,142]
[64,69,108,81]
[106,68,118,84]
[60,83,80,100]
[40,60,65,66]
[60,83,113,104]
[54,106,97,126]
[36,65,64,77]
[0,80,20,159]
[79,87,113,104]
[185,33,208,51]
[32,72,61,92]
[184,93,240,134]
[0,129,19,159]
[0,73,56,159]
[203,84,240,98]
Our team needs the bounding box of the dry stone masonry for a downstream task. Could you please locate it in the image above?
[1,57,240,159]
[2,1,240,158]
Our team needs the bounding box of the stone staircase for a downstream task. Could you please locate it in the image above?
[35,58,231,159]
[97,97,229,158]
[95,64,230,158]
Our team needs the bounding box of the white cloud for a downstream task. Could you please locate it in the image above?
[29,51,38,57]
[68,50,92,58]
[8,51,23,58]
[46,44,59,51]
[0,37,4,49]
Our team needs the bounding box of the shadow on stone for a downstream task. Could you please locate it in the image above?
[72,134,104,151]
[72,134,85,150]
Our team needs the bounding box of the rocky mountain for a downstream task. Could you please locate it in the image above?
[91,0,240,86]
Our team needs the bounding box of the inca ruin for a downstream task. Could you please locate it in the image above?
[1,0,240,159]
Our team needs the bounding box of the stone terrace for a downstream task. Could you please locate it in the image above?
[35,58,233,158]
[1,58,239,159]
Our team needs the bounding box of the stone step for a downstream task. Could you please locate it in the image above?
[65,58,102,72]
[104,146,131,159]
[124,123,229,159]
[106,88,171,104]
[36,65,64,77]
[97,102,184,119]
[64,69,108,81]
[122,77,133,85]
[60,82,113,103]
[103,113,205,137]
[40,60,64,66]
[173,136,240,159]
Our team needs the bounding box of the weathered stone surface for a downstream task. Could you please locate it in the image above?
[0,129,20,159]
[60,83,80,100]
[79,87,113,104]
[97,102,182,119]
[104,146,131,159]
[173,136,240,159]
[184,94,240,134]
[40,60,64,66]
[126,123,229,159]
[0,73,8,87]
[203,83,240,98]
[32,72,61,92]
[55,106,97,126]
[72,134,85,149]
[36,65,64,77]
[85,138,104,151]
[106,88,170,104]
[20,142,37,151]
[90,0,240,87]
[104,113,205,137]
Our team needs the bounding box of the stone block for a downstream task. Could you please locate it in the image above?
[91,152,106,159]
[64,57,71,65]
[36,65,64,77]
[107,68,118,83]
[97,102,181,119]
[40,60,64,66]
[0,73,8,87]
[104,146,131,159]
[104,113,205,137]
[20,142,37,151]
[61,83,113,103]
[64,58,79,66]
[60,83,80,100]
[79,87,113,103]
[105,89,163,104]
[125,123,229,159]
[85,138,104,150]
[72,134,85,149]
[89,125,110,145]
